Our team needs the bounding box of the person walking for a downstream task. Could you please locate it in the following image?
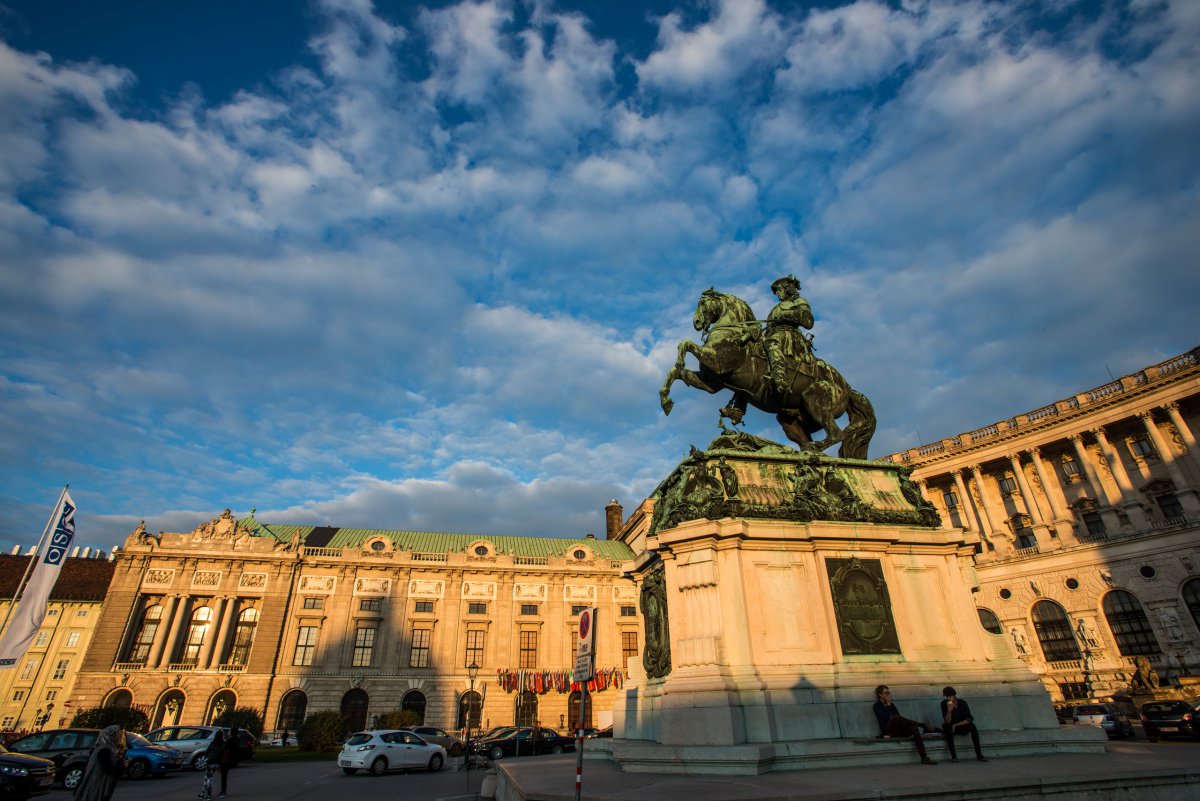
[200,730,224,800]
[280,730,289,748]
[872,685,939,765]
[530,721,544,756]
[75,725,127,801]
[940,687,988,762]
[218,728,241,798]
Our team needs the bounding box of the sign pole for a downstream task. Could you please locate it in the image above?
[574,653,590,801]
[573,606,597,801]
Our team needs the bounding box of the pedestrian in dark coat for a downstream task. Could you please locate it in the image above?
[74,725,127,801]
[218,728,241,797]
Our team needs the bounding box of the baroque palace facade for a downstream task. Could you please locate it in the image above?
[883,347,1200,702]
[69,508,639,736]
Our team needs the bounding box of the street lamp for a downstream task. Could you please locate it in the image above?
[465,661,480,779]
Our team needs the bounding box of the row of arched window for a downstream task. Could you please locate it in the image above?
[124,601,259,666]
[104,687,239,730]
[978,578,1200,662]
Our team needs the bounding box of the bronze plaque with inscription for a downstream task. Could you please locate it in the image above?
[826,557,901,655]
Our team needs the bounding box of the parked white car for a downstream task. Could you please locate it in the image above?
[338,730,446,776]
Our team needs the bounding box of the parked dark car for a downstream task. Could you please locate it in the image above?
[8,728,183,789]
[587,725,614,739]
[0,744,54,800]
[1140,699,1200,741]
[469,727,576,759]
[401,727,464,756]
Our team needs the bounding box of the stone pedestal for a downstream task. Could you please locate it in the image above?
[613,448,1105,774]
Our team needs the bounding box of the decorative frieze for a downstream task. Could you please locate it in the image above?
[299,575,337,593]
[354,577,391,595]
[409,579,445,599]
[513,582,547,601]
[192,571,222,588]
[238,572,268,591]
[141,568,175,589]
[461,581,497,600]
[563,584,597,602]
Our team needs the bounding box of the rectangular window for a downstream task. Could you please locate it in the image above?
[52,659,69,680]
[45,690,57,701]
[11,690,24,702]
[359,598,383,612]
[942,490,958,509]
[571,605,588,617]
[1131,435,1155,458]
[75,610,88,618]
[1061,457,1080,477]
[34,631,49,648]
[622,631,639,662]
[410,627,432,667]
[293,626,319,666]
[465,629,485,667]
[302,597,325,610]
[1082,512,1106,537]
[0,717,12,729]
[20,658,38,680]
[520,604,539,616]
[1157,494,1184,521]
[998,475,1017,494]
[1016,528,1037,550]
[519,630,537,669]
[620,605,636,617]
[468,602,487,615]
[414,601,434,613]
[65,631,81,648]
[352,626,376,667]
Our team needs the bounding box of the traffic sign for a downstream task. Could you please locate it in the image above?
[574,650,593,682]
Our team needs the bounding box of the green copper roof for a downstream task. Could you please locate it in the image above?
[242,514,635,560]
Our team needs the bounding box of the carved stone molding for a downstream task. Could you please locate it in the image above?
[299,575,336,593]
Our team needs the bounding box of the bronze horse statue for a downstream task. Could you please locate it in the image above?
[659,289,876,459]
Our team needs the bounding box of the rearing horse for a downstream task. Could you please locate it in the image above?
[659,289,876,459]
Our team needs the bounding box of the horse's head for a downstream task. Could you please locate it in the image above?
[693,289,722,332]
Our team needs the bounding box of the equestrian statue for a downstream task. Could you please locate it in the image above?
[659,276,877,459]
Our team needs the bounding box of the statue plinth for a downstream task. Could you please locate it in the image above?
[614,446,1105,774]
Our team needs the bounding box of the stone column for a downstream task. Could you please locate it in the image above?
[917,479,952,530]
[1164,402,1199,471]
[969,464,1010,552]
[1070,435,1123,533]
[1030,447,1078,542]
[1008,454,1056,549]
[147,595,180,667]
[211,597,239,668]
[158,596,191,668]
[1140,411,1200,516]
[1093,427,1151,528]
[952,470,984,535]
[199,596,228,668]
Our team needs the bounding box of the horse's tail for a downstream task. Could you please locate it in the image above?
[838,388,877,460]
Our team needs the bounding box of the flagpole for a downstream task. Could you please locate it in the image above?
[0,485,68,639]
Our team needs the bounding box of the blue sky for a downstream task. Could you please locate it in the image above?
[1,0,1196,552]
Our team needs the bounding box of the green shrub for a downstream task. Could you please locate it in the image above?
[371,708,421,729]
[213,706,265,738]
[69,706,150,733]
[298,710,348,751]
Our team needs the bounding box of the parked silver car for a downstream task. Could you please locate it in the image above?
[401,727,464,756]
[144,726,255,770]
[1072,702,1134,738]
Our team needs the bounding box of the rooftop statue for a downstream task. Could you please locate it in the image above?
[659,277,876,459]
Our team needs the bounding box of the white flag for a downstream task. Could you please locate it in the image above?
[0,490,76,667]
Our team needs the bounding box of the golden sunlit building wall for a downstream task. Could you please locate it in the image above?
[884,348,1200,702]
[69,510,640,736]
[0,553,115,733]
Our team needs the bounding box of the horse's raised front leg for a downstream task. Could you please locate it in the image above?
[660,340,721,415]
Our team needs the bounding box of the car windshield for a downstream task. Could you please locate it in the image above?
[1143,703,1183,713]
[1074,705,1105,715]
[483,728,516,740]
[127,733,152,747]
[345,734,373,746]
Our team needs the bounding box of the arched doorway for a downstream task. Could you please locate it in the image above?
[340,689,369,733]
[1031,600,1081,662]
[103,689,133,709]
[402,690,427,725]
[206,690,237,725]
[153,689,186,729]
[567,691,591,730]
[277,690,308,732]
[457,691,481,733]
[514,691,537,726]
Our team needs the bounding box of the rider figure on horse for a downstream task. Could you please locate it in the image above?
[765,275,814,393]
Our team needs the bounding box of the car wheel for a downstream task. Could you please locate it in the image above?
[428,753,443,772]
[342,767,357,775]
[126,759,150,780]
[370,756,388,776]
[551,744,564,755]
[490,746,504,760]
[449,742,463,757]
[62,766,85,790]
[193,754,209,771]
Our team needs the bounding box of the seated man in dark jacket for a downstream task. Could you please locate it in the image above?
[872,685,938,765]
[940,686,988,762]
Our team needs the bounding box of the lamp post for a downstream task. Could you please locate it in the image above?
[466,662,479,757]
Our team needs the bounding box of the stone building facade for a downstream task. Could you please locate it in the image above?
[0,553,115,732]
[883,347,1200,701]
[70,510,639,736]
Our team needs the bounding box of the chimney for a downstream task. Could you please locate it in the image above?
[605,499,623,540]
[71,546,80,558]
[81,547,91,558]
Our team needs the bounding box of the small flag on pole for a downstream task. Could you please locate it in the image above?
[0,489,76,668]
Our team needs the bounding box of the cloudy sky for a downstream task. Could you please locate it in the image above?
[1,0,1196,552]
